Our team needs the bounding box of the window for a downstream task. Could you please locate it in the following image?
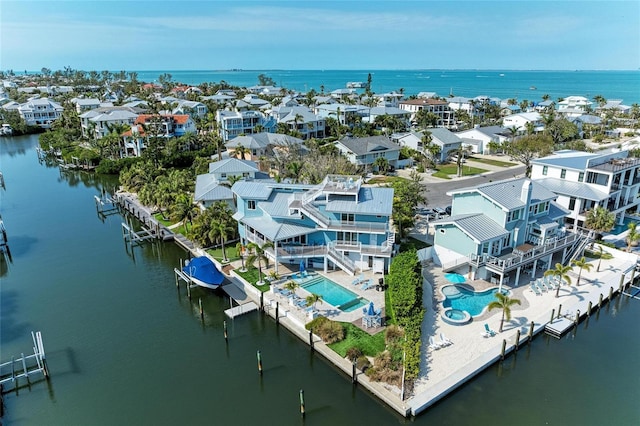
[578,172,584,182]
[560,169,567,179]
[247,200,256,210]
[341,213,355,223]
[542,166,548,175]
[568,197,576,211]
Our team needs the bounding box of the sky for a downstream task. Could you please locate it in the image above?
[1,0,639,71]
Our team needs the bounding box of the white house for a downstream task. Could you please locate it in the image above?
[18,98,64,128]
[557,96,593,118]
[334,135,400,171]
[455,126,511,154]
[502,112,543,133]
[79,107,139,139]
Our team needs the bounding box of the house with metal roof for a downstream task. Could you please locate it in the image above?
[530,149,640,229]
[455,125,511,154]
[432,177,589,287]
[216,110,277,142]
[17,98,64,128]
[269,106,326,139]
[194,158,268,210]
[502,112,544,133]
[225,132,304,162]
[334,135,400,171]
[79,107,139,139]
[232,175,395,275]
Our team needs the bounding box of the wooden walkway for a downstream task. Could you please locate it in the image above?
[112,192,174,242]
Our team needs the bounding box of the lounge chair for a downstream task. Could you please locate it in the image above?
[484,323,497,337]
[428,336,442,350]
[440,332,453,346]
[530,283,541,296]
[361,279,374,290]
[352,273,364,285]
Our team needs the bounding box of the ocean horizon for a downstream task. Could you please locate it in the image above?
[124,69,640,105]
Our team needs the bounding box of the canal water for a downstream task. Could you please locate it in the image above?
[1,135,638,425]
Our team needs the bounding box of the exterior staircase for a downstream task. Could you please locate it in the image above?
[299,202,331,228]
[562,230,594,264]
[327,244,357,276]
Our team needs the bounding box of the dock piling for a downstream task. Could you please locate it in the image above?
[299,389,305,417]
[257,350,263,375]
[550,309,555,323]
[515,330,521,351]
[275,302,279,325]
[352,360,357,384]
[574,310,580,325]
[309,330,314,351]
[598,293,603,307]
[223,321,228,341]
[199,298,204,321]
[608,287,613,302]
[587,301,592,316]
[528,321,534,343]
[557,304,562,319]
[500,340,506,360]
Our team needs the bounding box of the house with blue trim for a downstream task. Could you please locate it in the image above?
[432,177,590,287]
[232,175,395,275]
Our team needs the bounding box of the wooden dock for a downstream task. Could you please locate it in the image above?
[111,192,174,242]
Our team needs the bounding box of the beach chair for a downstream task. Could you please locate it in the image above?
[428,336,442,350]
[484,323,497,337]
[440,332,453,346]
[352,273,364,285]
[361,279,374,290]
[530,283,541,296]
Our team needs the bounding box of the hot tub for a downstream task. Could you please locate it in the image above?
[441,307,471,325]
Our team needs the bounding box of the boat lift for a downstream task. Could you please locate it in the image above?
[0,331,49,392]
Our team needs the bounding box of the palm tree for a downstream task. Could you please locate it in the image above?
[487,293,521,332]
[235,242,247,271]
[544,263,573,298]
[596,245,604,272]
[584,206,615,239]
[625,222,640,252]
[449,145,472,177]
[305,293,323,310]
[209,218,234,261]
[283,279,299,295]
[234,145,250,160]
[246,241,274,284]
[571,256,592,286]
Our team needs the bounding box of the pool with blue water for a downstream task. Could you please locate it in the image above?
[301,277,368,312]
[442,285,508,317]
[610,216,639,235]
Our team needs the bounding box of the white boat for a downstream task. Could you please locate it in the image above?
[0,124,13,136]
[182,256,225,290]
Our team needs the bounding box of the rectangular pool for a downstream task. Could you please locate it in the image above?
[301,277,368,312]
[611,216,639,235]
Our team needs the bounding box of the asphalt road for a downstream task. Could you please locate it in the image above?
[422,164,527,209]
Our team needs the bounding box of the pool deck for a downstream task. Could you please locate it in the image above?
[220,241,638,418]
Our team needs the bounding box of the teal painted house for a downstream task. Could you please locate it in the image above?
[433,177,590,287]
[232,175,395,275]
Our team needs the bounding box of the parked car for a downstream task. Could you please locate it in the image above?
[434,207,447,216]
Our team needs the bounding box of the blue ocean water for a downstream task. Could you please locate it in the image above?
[134,69,640,104]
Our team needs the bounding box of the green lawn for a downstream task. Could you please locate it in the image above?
[205,246,241,263]
[431,164,488,179]
[367,175,408,185]
[328,323,386,357]
[234,267,271,292]
[468,156,517,167]
[400,236,431,252]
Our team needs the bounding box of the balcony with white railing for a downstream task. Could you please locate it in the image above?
[468,230,589,274]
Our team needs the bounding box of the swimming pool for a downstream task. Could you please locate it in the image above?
[610,216,639,235]
[301,277,368,312]
[441,285,508,317]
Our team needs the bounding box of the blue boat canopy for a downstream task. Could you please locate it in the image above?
[183,256,225,286]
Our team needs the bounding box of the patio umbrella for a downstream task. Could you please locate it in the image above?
[444,273,466,283]
[366,301,376,316]
[299,260,306,273]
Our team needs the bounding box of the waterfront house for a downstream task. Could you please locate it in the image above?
[194,158,266,210]
[225,132,304,163]
[334,135,400,171]
[531,149,640,229]
[432,177,587,287]
[79,107,139,139]
[170,100,208,119]
[374,91,404,108]
[365,106,411,128]
[231,175,395,275]
[120,114,196,157]
[17,98,63,128]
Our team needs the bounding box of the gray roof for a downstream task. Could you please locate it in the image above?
[232,181,275,200]
[208,158,259,174]
[325,186,394,215]
[435,213,509,243]
[449,177,557,210]
[531,150,599,171]
[336,135,400,156]
[226,132,303,149]
[259,192,295,218]
[241,216,315,241]
[194,175,234,202]
[535,177,609,201]
[429,127,463,145]
[369,106,410,116]
[548,202,570,220]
